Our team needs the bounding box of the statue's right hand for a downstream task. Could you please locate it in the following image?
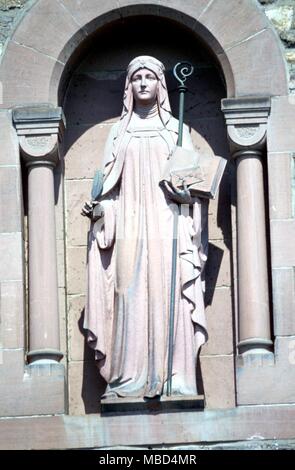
[81,200,94,218]
[81,200,104,220]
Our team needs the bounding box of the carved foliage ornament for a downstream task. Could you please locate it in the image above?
[19,134,58,164]
[227,123,267,151]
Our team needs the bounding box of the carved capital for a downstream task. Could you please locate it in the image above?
[221,97,271,157]
[13,104,65,167]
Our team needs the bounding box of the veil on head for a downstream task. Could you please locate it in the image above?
[101,56,175,192]
[112,56,173,158]
[123,55,172,125]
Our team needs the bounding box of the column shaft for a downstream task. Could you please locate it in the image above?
[13,104,65,364]
[236,151,272,353]
[27,163,61,362]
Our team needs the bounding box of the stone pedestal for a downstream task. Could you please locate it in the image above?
[13,105,65,364]
[222,98,272,355]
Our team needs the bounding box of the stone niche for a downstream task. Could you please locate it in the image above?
[62,15,234,415]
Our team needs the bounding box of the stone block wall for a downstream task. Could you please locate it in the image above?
[260,0,295,93]
[0,0,32,57]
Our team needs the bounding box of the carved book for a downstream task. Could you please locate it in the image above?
[161,146,227,199]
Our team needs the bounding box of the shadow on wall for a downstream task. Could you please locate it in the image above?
[78,310,106,413]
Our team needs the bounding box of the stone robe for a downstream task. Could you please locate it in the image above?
[84,112,208,398]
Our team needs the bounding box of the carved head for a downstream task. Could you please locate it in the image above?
[108,56,172,162]
[122,56,170,117]
[127,56,165,107]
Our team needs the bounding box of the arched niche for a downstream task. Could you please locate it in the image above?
[62,13,233,414]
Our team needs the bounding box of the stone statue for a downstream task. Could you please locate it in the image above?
[82,56,208,399]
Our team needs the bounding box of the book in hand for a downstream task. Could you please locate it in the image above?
[161,146,227,199]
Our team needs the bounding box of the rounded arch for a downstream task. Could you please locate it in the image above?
[0,0,288,109]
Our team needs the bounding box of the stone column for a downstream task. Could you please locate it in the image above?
[13,105,65,364]
[222,98,273,355]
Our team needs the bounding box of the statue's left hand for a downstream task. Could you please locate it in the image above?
[172,185,193,204]
[161,180,193,204]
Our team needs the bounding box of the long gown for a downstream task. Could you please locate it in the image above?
[84,111,208,398]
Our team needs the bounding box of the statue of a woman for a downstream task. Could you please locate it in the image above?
[83,56,208,399]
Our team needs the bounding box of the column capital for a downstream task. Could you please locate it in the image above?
[12,104,66,167]
[221,97,271,157]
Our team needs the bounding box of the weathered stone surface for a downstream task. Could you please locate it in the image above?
[270,219,295,268]
[199,0,269,50]
[75,0,209,33]
[265,6,294,33]
[0,232,23,281]
[256,1,295,94]
[13,103,63,123]
[0,1,27,10]
[12,0,86,64]
[200,355,236,409]
[237,336,295,405]
[0,349,24,379]
[60,0,121,35]
[65,179,92,247]
[2,404,295,449]
[280,28,295,46]
[267,152,293,219]
[0,348,66,417]
[268,96,295,152]
[202,287,233,356]
[189,118,230,160]
[286,49,295,63]
[0,280,24,349]
[63,71,122,128]
[0,166,22,233]
[0,110,19,165]
[64,123,117,180]
[68,360,106,415]
[221,28,288,97]
[66,246,87,295]
[56,238,65,288]
[115,0,201,32]
[272,268,295,336]
[117,0,211,19]
[0,1,29,57]
[0,40,63,107]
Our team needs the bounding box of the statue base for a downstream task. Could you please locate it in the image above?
[100,395,204,414]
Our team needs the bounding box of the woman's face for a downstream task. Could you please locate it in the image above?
[131,68,158,106]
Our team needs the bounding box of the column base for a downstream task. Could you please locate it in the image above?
[26,349,63,364]
[238,337,273,355]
